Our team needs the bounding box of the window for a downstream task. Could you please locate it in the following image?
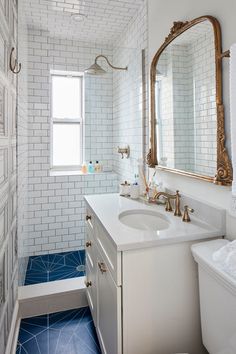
[51,71,84,169]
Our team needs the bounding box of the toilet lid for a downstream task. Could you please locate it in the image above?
[191,239,236,294]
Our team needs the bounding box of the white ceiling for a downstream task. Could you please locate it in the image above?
[24,0,144,44]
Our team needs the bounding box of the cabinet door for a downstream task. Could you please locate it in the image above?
[85,220,98,326]
[97,258,122,354]
[85,250,97,326]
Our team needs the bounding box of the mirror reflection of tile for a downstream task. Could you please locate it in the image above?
[156,21,217,176]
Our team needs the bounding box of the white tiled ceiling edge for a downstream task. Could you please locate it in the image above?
[24,0,145,44]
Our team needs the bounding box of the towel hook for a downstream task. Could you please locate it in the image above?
[9,47,21,74]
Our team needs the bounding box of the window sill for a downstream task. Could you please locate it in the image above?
[49,169,113,177]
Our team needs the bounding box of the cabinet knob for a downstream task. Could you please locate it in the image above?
[86,241,92,248]
[98,261,107,274]
[85,280,92,287]
[86,215,92,221]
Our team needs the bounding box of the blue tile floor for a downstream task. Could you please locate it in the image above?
[24,250,85,285]
[16,307,101,354]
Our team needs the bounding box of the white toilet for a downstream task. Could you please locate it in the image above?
[192,239,236,354]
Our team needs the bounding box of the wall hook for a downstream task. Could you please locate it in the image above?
[220,50,230,59]
[117,146,130,159]
[9,47,21,74]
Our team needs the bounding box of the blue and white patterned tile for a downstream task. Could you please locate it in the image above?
[24,250,85,285]
[16,307,101,354]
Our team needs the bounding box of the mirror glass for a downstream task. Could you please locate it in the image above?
[155,20,217,176]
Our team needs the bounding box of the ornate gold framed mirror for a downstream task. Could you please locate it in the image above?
[148,15,232,186]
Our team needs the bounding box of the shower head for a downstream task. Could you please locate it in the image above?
[85,55,128,76]
[85,62,107,75]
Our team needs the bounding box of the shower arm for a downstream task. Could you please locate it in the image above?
[94,55,128,71]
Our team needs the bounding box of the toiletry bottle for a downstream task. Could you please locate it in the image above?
[81,162,87,174]
[95,161,101,173]
[88,161,94,173]
[130,175,139,199]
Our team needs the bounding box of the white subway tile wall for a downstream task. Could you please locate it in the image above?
[113,1,148,183]
[25,173,117,255]
[24,29,118,256]
[17,1,148,259]
[28,30,114,171]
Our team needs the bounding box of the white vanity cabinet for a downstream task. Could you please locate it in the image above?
[84,195,222,354]
[85,208,122,354]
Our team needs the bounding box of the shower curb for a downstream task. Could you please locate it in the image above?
[18,276,87,319]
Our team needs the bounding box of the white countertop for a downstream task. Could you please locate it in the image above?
[84,193,225,251]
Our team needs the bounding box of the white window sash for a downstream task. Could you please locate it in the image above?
[52,118,82,124]
[50,71,84,170]
[52,121,83,170]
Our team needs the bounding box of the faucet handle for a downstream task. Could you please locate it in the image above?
[163,196,172,212]
[174,190,182,216]
[182,205,194,222]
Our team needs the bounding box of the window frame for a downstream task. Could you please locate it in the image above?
[50,70,84,171]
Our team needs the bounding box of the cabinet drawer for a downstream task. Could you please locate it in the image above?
[96,220,121,285]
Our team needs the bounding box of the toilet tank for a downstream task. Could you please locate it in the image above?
[192,240,236,354]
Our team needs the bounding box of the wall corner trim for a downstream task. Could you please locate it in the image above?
[5,301,20,354]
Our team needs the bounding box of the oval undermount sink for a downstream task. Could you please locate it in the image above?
[119,209,170,231]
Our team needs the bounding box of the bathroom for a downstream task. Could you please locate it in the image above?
[1,0,236,353]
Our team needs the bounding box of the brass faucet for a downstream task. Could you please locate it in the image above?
[153,190,182,216]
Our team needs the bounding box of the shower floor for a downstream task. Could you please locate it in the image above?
[24,250,85,285]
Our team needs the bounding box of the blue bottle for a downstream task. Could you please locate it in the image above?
[88,161,94,173]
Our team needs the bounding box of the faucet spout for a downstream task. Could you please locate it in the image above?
[153,190,182,216]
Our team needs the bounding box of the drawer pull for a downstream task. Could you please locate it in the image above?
[85,280,92,287]
[86,241,92,248]
[98,261,107,274]
[86,215,92,221]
